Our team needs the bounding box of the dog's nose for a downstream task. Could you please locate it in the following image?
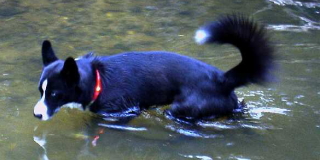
[34,113,43,119]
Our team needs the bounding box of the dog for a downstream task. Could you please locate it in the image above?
[33,15,274,122]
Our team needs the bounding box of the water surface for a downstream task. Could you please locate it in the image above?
[0,0,319,159]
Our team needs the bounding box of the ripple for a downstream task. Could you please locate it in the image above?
[238,90,292,119]
[267,24,320,32]
[229,155,251,160]
[239,123,275,130]
[180,154,213,160]
[267,13,320,32]
[166,125,220,138]
[98,123,147,131]
[197,121,238,130]
[198,120,276,130]
[268,0,320,8]
[248,107,290,119]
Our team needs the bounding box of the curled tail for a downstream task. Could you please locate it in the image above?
[195,14,274,91]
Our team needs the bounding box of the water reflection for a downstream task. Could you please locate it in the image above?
[33,113,102,159]
[33,132,49,160]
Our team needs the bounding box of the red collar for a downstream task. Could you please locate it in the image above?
[92,69,102,101]
[87,70,102,107]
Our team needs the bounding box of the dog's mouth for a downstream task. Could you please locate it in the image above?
[34,100,49,120]
[33,101,61,121]
[34,109,61,121]
[33,112,51,121]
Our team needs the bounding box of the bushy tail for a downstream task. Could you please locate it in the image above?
[195,14,274,91]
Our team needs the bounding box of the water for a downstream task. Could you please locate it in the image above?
[0,0,319,159]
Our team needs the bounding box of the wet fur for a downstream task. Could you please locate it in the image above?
[34,15,274,122]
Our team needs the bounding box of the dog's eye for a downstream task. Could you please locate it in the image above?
[50,92,57,97]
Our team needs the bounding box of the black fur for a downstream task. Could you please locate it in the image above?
[34,15,274,122]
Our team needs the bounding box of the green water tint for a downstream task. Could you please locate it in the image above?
[0,0,320,159]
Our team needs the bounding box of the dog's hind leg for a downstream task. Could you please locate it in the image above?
[164,91,213,123]
[164,89,238,123]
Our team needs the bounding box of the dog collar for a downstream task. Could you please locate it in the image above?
[87,69,102,107]
[93,69,102,101]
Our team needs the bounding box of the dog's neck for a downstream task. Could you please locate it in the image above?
[92,69,102,101]
[85,69,102,108]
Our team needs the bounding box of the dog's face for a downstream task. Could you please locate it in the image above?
[34,41,81,120]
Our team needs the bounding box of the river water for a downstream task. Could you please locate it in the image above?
[0,0,319,159]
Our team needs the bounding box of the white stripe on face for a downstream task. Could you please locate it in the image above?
[34,79,50,121]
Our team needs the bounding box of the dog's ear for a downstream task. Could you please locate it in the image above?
[61,57,80,85]
[42,40,58,66]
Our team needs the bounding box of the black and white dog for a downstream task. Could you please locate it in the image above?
[34,15,274,122]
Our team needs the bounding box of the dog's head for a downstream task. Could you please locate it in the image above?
[34,40,81,120]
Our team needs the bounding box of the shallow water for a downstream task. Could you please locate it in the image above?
[0,0,320,159]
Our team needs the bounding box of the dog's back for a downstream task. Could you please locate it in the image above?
[95,51,223,108]
[96,15,274,120]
